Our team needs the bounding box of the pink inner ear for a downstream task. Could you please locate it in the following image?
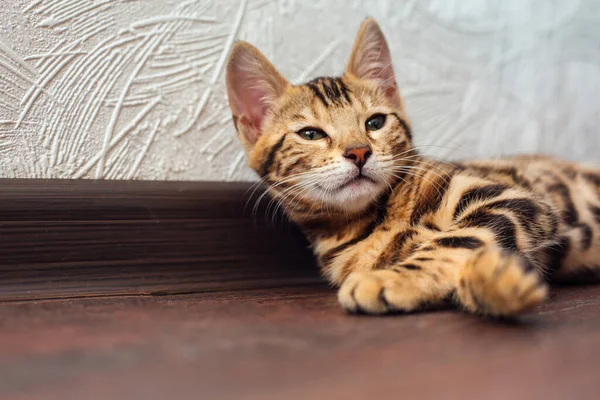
[246,90,270,129]
[226,42,290,145]
[230,80,272,143]
[358,56,399,107]
[346,21,400,107]
[365,53,400,107]
[360,42,394,84]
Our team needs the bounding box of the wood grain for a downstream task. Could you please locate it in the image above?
[0,179,320,301]
[1,285,599,399]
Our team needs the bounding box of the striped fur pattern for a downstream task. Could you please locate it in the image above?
[225,18,600,317]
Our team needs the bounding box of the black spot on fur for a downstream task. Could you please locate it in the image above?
[336,77,352,103]
[259,135,286,177]
[392,229,417,259]
[400,263,421,270]
[500,167,532,189]
[281,157,305,176]
[435,236,484,249]
[306,81,329,106]
[453,184,509,220]
[306,76,352,107]
[483,198,539,233]
[459,210,519,251]
[407,243,419,254]
[583,172,600,188]
[391,112,412,141]
[468,165,531,189]
[324,77,345,105]
[543,236,570,276]
[320,78,339,104]
[410,169,458,225]
[577,223,593,251]
[423,221,441,231]
[548,183,579,225]
[591,205,600,225]
[374,229,417,269]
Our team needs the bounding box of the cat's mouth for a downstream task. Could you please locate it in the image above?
[312,171,384,212]
[333,173,377,192]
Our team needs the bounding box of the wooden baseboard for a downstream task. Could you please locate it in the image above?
[0,180,321,301]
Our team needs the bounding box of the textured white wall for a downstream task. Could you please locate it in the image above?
[0,0,598,180]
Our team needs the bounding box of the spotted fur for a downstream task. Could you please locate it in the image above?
[225,18,600,317]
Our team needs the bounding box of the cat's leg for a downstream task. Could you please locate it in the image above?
[338,228,549,316]
[337,254,456,314]
[545,167,600,283]
[546,223,600,283]
[337,175,560,316]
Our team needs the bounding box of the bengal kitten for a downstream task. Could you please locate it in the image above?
[225,18,600,317]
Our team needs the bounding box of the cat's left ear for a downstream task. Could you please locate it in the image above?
[226,41,290,149]
[345,17,401,108]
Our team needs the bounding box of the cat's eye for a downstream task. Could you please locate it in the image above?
[297,128,326,141]
[365,114,386,131]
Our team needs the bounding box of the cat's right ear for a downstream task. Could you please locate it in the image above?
[226,42,289,149]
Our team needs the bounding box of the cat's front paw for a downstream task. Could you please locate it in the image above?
[337,270,431,314]
[457,246,549,317]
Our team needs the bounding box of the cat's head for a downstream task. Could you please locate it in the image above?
[226,18,413,216]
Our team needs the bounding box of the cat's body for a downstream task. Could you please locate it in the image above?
[225,18,600,316]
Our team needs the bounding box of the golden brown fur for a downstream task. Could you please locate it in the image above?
[225,18,600,317]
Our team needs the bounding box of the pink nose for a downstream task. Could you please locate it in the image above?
[343,145,372,168]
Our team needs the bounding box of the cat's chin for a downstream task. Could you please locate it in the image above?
[325,178,386,213]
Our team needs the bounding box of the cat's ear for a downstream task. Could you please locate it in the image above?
[226,41,289,147]
[345,17,400,107]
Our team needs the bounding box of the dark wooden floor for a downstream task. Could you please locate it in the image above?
[1,285,600,400]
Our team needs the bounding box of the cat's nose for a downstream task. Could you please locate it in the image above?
[343,145,372,168]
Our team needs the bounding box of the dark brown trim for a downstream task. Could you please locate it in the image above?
[0,179,320,301]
